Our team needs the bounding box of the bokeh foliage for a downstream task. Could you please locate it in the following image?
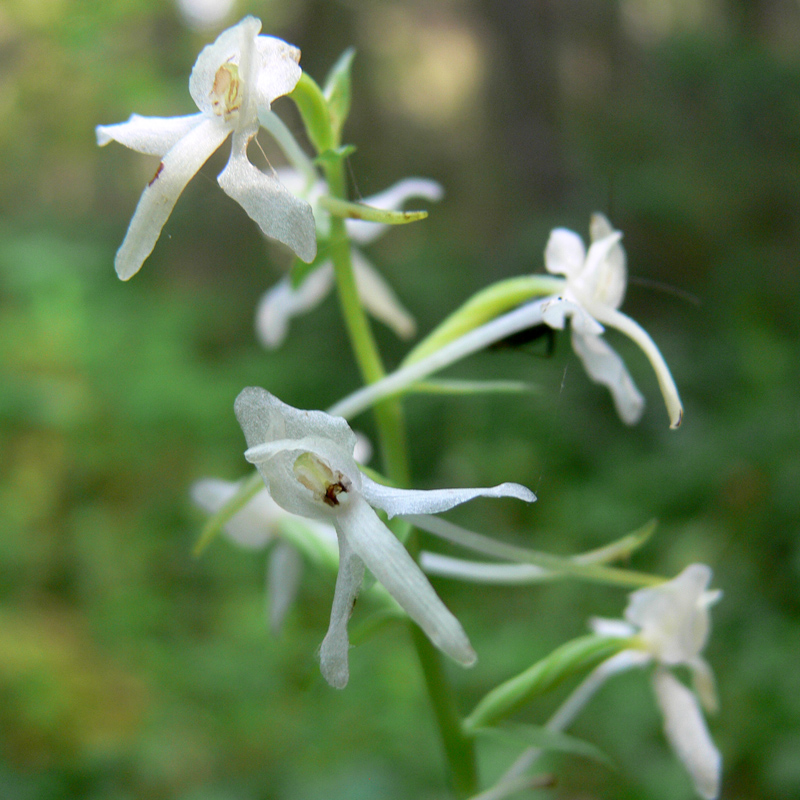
[2,1,799,798]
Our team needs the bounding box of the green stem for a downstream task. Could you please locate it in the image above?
[320,150,475,796]
[407,532,479,798]
[411,625,479,797]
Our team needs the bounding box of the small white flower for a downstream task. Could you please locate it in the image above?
[97,17,317,280]
[542,214,683,428]
[235,386,535,688]
[255,176,443,347]
[590,564,722,798]
[191,477,338,634]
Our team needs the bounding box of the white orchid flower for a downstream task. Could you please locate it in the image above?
[234,386,536,688]
[542,214,683,427]
[582,564,722,798]
[255,176,443,348]
[192,477,338,634]
[97,16,317,280]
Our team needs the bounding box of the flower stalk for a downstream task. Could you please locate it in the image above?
[291,69,481,789]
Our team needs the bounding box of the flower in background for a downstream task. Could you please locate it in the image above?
[97,17,316,280]
[235,387,535,688]
[541,214,683,427]
[589,564,722,798]
[191,433,372,634]
[256,176,443,348]
[175,0,235,31]
[192,477,338,634]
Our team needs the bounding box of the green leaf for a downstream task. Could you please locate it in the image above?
[474,722,614,768]
[464,635,626,731]
[576,519,657,566]
[323,48,356,145]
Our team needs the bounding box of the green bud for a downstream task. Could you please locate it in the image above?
[290,72,334,155]
[324,48,356,146]
[318,194,429,225]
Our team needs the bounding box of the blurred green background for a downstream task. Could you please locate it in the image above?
[2,0,799,798]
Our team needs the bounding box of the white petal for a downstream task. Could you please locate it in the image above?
[218,142,317,263]
[346,178,444,245]
[570,329,646,425]
[96,113,205,155]
[255,265,335,349]
[352,250,416,339]
[589,212,615,242]
[337,495,476,667]
[235,388,361,519]
[589,617,638,638]
[544,228,586,279]
[236,388,359,456]
[360,474,535,519]
[189,16,262,115]
[690,656,719,714]
[252,35,303,109]
[352,432,373,466]
[581,230,626,310]
[652,669,721,799]
[625,564,714,665]
[593,306,684,428]
[176,0,235,31]
[319,530,365,688]
[541,297,604,336]
[267,541,304,635]
[190,478,278,549]
[114,116,231,280]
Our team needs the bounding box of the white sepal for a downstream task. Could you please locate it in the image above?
[96,113,204,155]
[351,250,416,339]
[320,530,365,689]
[267,542,303,634]
[218,140,317,263]
[255,266,335,349]
[337,495,476,668]
[652,668,721,800]
[570,329,645,424]
[115,117,231,280]
[360,474,535,519]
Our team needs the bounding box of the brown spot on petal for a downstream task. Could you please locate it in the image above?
[148,162,164,186]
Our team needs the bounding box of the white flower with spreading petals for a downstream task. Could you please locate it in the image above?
[97,17,317,280]
[588,564,722,798]
[542,214,683,427]
[255,176,443,348]
[234,386,536,688]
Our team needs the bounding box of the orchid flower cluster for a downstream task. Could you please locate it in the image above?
[98,17,720,799]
